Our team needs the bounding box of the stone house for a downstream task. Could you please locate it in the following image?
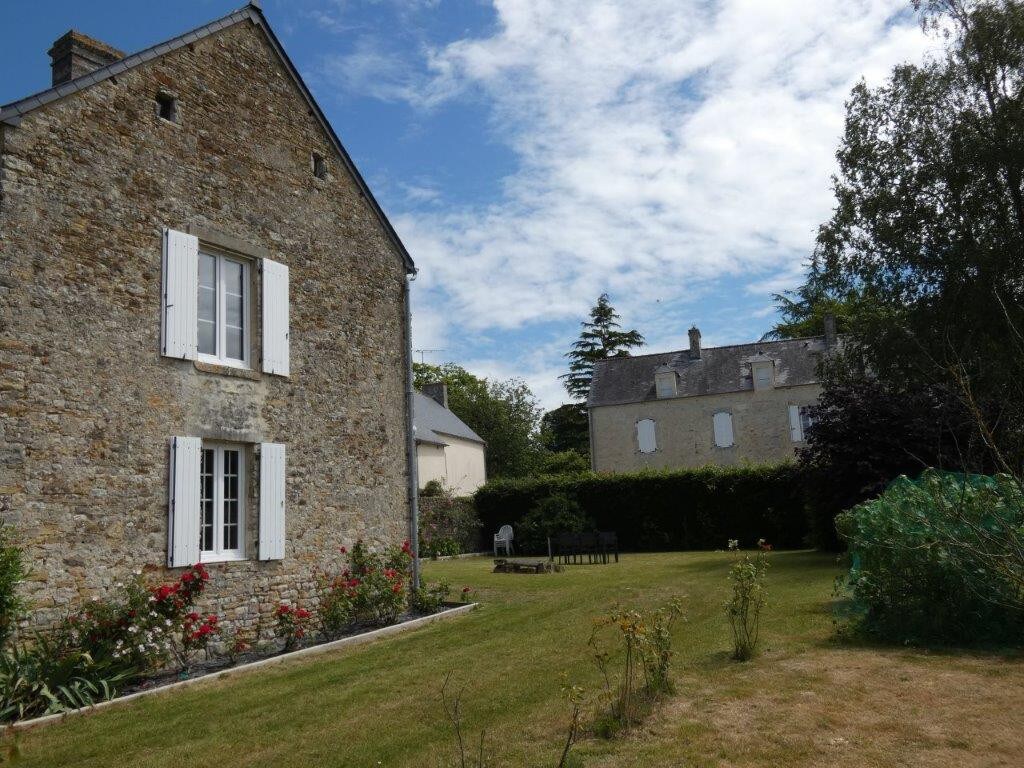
[587,320,838,473]
[0,3,418,631]
[414,384,486,496]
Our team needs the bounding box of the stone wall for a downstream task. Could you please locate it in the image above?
[0,18,411,633]
[590,383,822,472]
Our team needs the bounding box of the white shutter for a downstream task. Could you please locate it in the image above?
[168,436,202,567]
[636,419,657,453]
[161,229,199,360]
[262,258,290,376]
[788,405,803,442]
[259,442,286,560]
[713,411,735,448]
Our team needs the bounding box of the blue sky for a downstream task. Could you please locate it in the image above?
[1,0,935,409]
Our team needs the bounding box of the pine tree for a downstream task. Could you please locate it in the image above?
[560,294,644,401]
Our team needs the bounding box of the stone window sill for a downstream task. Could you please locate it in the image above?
[194,360,261,381]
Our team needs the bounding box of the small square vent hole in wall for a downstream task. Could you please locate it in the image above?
[312,151,327,179]
[156,92,178,122]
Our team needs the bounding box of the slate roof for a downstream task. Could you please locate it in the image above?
[587,335,834,408]
[0,1,415,274]
[413,393,485,446]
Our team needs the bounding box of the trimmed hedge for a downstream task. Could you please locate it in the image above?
[474,464,809,553]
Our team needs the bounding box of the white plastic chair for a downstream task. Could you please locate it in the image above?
[494,525,514,557]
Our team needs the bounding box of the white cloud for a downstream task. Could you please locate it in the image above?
[344,0,936,408]
[400,1,932,330]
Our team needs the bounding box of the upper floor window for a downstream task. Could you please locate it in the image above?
[162,228,290,377]
[198,251,249,367]
[636,418,657,453]
[199,443,245,562]
[713,411,734,448]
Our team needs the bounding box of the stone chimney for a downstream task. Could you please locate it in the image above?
[688,326,702,359]
[422,382,448,410]
[48,31,124,87]
[823,313,837,349]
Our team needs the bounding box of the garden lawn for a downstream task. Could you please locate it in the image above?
[9,551,1024,767]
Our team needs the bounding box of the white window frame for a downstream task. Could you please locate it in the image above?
[789,404,815,442]
[713,411,735,448]
[197,250,250,369]
[199,442,246,563]
[636,418,657,454]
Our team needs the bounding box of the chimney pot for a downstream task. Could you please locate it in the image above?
[688,326,702,359]
[823,313,837,349]
[422,382,448,410]
[48,30,124,87]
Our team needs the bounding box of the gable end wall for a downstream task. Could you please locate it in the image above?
[0,19,410,631]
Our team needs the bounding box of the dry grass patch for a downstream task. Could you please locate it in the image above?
[596,646,1024,767]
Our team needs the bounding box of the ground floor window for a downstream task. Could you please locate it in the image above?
[789,404,815,442]
[200,444,245,561]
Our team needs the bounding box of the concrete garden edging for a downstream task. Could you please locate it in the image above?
[8,602,478,732]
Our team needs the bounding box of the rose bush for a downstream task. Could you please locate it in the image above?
[275,604,313,652]
[58,563,212,677]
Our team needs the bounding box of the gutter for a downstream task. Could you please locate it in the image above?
[403,273,421,589]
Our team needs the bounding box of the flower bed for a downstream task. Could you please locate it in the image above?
[1,540,474,726]
[9,602,478,732]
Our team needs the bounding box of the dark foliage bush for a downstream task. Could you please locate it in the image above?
[419,494,483,556]
[474,465,808,552]
[837,470,1024,645]
[516,493,592,553]
[799,369,984,550]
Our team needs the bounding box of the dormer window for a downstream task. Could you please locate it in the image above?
[655,366,677,398]
[752,360,774,390]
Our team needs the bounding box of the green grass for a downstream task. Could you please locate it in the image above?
[12,552,841,767]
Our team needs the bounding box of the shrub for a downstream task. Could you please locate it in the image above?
[57,563,211,677]
[726,542,769,660]
[0,525,25,648]
[419,494,482,557]
[222,628,251,665]
[589,599,683,734]
[517,493,592,554]
[538,450,590,476]
[178,613,220,669]
[0,636,130,723]
[836,470,1024,645]
[274,605,313,652]
[474,465,808,551]
[409,580,451,614]
[421,479,445,497]
[319,540,414,636]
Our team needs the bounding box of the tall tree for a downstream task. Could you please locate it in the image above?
[539,403,589,456]
[561,294,645,401]
[784,0,1024,546]
[763,284,864,340]
[414,362,543,479]
[800,0,1024,470]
